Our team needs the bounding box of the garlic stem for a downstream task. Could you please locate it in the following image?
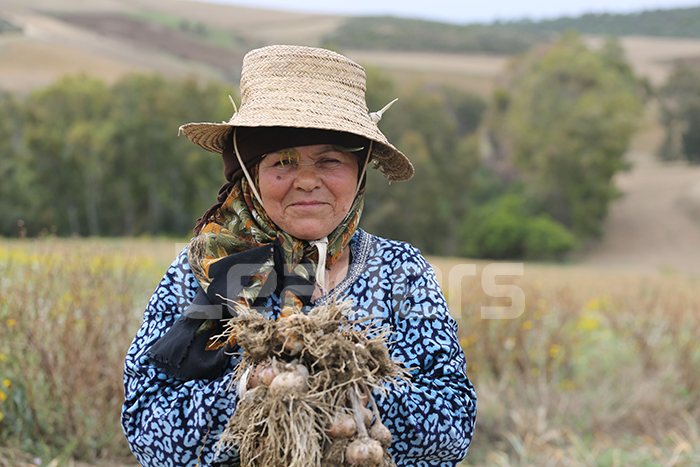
[348,385,369,438]
[361,382,381,422]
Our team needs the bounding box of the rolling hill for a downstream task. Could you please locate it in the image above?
[2,0,700,92]
[503,6,700,38]
[2,0,700,272]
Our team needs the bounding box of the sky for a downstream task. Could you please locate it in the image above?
[198,0,700,24]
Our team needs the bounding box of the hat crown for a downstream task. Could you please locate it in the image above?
[178,45,414,182]
[239,45,368,115]
[233,45,376,135]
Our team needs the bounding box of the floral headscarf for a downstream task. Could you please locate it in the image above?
[189,174,364,315]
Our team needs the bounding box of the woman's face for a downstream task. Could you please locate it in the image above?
[258,144,359,240]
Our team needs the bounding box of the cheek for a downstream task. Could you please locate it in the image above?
[332,175,359,211]
[258,173,286,204]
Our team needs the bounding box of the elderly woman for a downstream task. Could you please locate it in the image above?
[121,45,476,467]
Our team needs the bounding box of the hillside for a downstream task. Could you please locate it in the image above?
[503,6,700,38]
[322,16,548,55]
[0,0,345,92]
[2,0,700,273]
[583,150,700,273]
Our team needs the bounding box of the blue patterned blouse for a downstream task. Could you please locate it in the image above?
[121,229,476,467]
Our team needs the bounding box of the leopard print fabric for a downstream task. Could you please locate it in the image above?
[121,229,476,467]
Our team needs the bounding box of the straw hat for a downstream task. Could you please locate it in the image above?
[178,45,414,182]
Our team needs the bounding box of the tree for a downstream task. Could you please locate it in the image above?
[658,63,700,163]
[488,34,643,239]
[361,67,485,256]
[0,93,34,236]
[22,75,114,236]
[461,194,578,260]
[4,74,233,237]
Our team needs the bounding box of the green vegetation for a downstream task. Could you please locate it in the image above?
[361,68,485,256]
[503,6,700,38]
[486,34,644,240]
[323,5,700,56]
[460,194,579,260]
[658,63,700,163]
[0,36,642,260]
[1,74,232,238]
[325,5,700,55]
[361,33,641,260]
[323,16,548,55]
[0,34,643,261]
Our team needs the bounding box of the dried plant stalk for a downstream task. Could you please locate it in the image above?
[216,296,409,467]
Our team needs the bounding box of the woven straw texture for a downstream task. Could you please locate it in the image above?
[179,45,413,182]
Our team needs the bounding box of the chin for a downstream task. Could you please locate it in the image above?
[288,225,334,241]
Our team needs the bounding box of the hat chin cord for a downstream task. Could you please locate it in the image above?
[232,128,372,292]
[233,127,264,208]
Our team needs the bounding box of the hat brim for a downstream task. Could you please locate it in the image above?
[179,121,414,182]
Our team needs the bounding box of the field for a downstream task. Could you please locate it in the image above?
[1,238,700,466]
[2,0,700,465]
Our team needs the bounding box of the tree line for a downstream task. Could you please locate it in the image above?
[0,75,231,237]
[323,16,548,55]
[1,35,646,259]
[323,5,700,57]
[503,6,700,39]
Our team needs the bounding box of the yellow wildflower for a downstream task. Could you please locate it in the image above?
[558,379,576,391]
[2,379,9,388]
[522,320,533,330]
[0,391,6,402]
[577,315,600,332]
[459,334,479,348]
[0,354,6,363]
[6,319,16,327]
[549,344,560,358]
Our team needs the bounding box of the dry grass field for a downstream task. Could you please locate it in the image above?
[1,239,699,466]
[585,35,700,86]
[4,0,700,94]
[2,1,700,465]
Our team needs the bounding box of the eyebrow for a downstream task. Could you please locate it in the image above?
[313,145,338,156]
[268,145,337,157]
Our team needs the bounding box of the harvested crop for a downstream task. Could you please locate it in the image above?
[345,437,384,466]
[327,413,357,439]
[216,297,408,467]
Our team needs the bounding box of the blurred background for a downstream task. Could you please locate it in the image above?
[1,0,700,466]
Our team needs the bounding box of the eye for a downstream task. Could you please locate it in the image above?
[268,151,298,167]
[317,157,343,168]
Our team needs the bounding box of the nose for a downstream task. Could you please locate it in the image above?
[292,164,322,191]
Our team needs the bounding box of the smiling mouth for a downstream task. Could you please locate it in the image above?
[291,201,326,206]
